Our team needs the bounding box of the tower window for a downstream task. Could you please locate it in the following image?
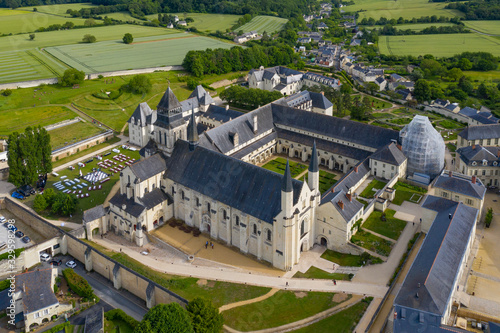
[253,224,257,235]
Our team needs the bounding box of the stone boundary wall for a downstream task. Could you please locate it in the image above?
[45,117,82,131]
[0,78,59,90]
[0,196,187,309]
[51,130,114,162]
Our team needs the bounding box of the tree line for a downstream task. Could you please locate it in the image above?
[358,15,461,26]
[377,24,469,36]
[445,0,500,20]
[220,86,283,109]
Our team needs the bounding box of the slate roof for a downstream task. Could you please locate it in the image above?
[375,77,385,85]
[469,113,499,125]
[165,140,303,223]
[370,142,406,166]
[203,105,243,123]
[129,153,167,181]
[304,72,341,88]
[230,132,277,160]
[396,89,411,100]
[15,269,58,314]
[140,188,173,209]
[283,91,333,110]
[108,193,146,218]
[457,145,500,166]
[189,85,214,105]
[249,66,303,82]
[391,73,404,81]
[445,103,459,112]
[139,139,158,158]
[84,307,104,333]
[157,87,181,112]
[271,104,399,149]
[0,289,10,311]
[330,158,370,193]
[320,189,363,222]
[458,106,479,117]
[394,196,478,316]
[433,172,486,199]
[83,205,108,223]
[129,103,155,126]
[434,99,449,107]
[458,124,500,140]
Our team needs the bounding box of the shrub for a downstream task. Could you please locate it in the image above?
[0,248,24,261]
[2,89,12,96]
[0,279,11,291]
[108,89,122,100]
[92,92,109,99]
[123,33,133,44]
[105,309,139,329]
[98,75,104,79]
[485,207,493,227]
[44,322,70,333]
[82,34,96,43]
[62,268,96,300]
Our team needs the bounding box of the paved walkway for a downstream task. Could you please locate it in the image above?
[219,288,280,312]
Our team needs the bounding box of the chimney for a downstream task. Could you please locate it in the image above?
[472,144,476,150]
[253,115,258,133]
[346,192,352,202]
[338,200,344,210]
[472,175,476,184]
[449,170,452,178]
[354,166,358,173]
[320,91,325,95]
[226,104,229,110]
[396,144,402,151]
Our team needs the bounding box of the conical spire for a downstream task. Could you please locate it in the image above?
[309,140,319,173]
[157,87,181,113]
[187,106,198,151]
[281,160,293,192]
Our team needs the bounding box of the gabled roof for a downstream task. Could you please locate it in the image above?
[370,142,406,166]
[395,196,478,316]
[16,269,58,314]
[129,103,155,126]
[157,87,182,112]
[129,153,167,181]
[202,105,243,123]
[458,106,479,117]
[83,205,108,223]
[109,193,146,218]
[469,113,499,125]
[165,141,303,223]
[458,124,500,140]
[457,145,500,166]
[320,189,363,222]
[330,158,371,193]
[140,188,173,209]
[433,172,486,200]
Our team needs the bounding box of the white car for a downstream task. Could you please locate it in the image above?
[40,253,51,262]
[0,216,5,223]
[65,260,77,268]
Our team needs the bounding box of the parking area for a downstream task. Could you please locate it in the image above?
[0,209,47,255]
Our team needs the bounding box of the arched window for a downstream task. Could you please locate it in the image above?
[223,209,227,220]
[301,220,305,235]
[235,216,240,226]
[181,190,185,200]
[267,229,272,242]
[253,224,257,235]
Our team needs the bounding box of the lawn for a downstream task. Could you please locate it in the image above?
[379,33,500,57]
[394,22,456,31]
[344,0,462,21]
[388,117,412,125]
[305,170,337,193]
[392,182,427,205]
[171,13,241,32]
[371,112,394,119]
[293,266,352,280]
[463,21,500,35]
[262,157,308,178]
[46,33,235,73]
[359,95,392,110]
[293,299,372,333]
[435,119,466,130]
[359,179,387,199]
[362,209,407,241]
[446,143,457,152]
[48,121,106,150]
[0,10,87,35]
[222,290,347,331]
[464,70,500,82]
[52,136,120,168]
[320,249,382,266]
[0,105,76,137]
[104,318,134,333]
[16,3,96,16]
[351,230,393,257]
[237,15,288,34]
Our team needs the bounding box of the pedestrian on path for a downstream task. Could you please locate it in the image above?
[333,280,337,285]
[211,242,214,249]
[205,241,208,249]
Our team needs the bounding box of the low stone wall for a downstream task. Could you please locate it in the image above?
[51,130,114,162]
[0,78,59,90]
[87,66,184,80]
[45,117,82,131]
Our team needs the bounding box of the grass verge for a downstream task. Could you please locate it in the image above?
[362,209,407,241]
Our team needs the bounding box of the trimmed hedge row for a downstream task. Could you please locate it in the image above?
[0,248,24,261]
[44,322,70,333]
[104,309,139,329]
[62,268,95,300]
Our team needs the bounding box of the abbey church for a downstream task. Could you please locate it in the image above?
[83,85,408,270]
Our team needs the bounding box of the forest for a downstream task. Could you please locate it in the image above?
[445,0,500,20]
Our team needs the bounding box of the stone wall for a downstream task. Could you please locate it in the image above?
[0,78,59,91]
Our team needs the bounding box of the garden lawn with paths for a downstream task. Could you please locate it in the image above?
[359,179,387,199]
[222,290,349,331]
[293,266,351,280]
[392,182,427,206]
[321,249,383,266]
[351,230,393,257]
[446,143,457,152]
[361,95,392,110]
[371,112,394,119]
[306,170,337,193]
[362,209,407,241]
[262,157,308,178]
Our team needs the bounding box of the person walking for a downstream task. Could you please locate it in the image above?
[211,242,214,249]
[205,241,208,249]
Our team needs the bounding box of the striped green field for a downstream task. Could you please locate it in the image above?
[16,3,96,16]
[394,22,456,31]
[463,21,500,35]
[171,13,242,32]
[45,33,235,73]
[0,10,87,34]
[379,33,500,57]
[49,121,106,149]
[237,15,288,34]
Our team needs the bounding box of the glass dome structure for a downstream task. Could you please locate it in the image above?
[400,115,445,179]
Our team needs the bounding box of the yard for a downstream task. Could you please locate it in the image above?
[434,119,466,130]
[388,117,412,125]
[261,157,308,178]
[222,290,348,331]
[446,143,457,152]
[351,230,393,257]
[237,15,288,34]
[359,179,387,199]
[359,95,392,110]
[320,249,383,266]
[104,318,134,333]
[392,181,427,206]
[48,121,107,150]
[362,209,407,241]
[371,112,394,119]
[305,170,337,193]
[293,267,352,280]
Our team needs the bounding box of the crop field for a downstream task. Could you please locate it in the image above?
[394,22,456,31]
[16,3,96,16]
[237,15,288,34]
[344,0,462,21]
[0,106,76,136]
[0,10,87,35]
[171,13,241,32]
[463,21,500,35]
[45,33,235,73]
[379,33,500,57]
[48,121,106,149]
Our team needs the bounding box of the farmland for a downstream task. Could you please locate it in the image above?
[344,0,462,21]
[378,33,500,57]
[16,3,96,16]
[0,9,87,35]
[237,15,288,34]
[45,33,235,73]
[463,21,500,35]
[394,22,456,31]
[171,13,241,32]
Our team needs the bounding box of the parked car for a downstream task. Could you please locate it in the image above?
[7,225,17,232]
[50,259,62,266]
[65,260,77,268]
[11,192,24,200]
[40,253,51,262]
[18,185,34,197]
[14,231,24,238]
[0,215,5,223]
[21,236,31,244]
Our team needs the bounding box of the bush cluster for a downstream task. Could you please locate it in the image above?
[62,268,96,300]
[92,90,123,100]
[104,309,139,329]
[485,208,493,228]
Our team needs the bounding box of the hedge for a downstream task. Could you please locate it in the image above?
[44,322,70,333]
[104,309,139,329]
[0,279,11,291]
[0,248,24,261]
[62,268,95,300]
[485,207,493,228]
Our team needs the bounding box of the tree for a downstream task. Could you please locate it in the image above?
[458,57,473,71]
[135,303,194,333]
[125,75,152,94]
[2,89,12,96]
[51,193,77,216]
[186,298,223,333]
[448,67,464,81]
[413,79,432,102]
[84,18,96,27]
[123,33,134,44]
[60,69,85,87]
[29,33,35,40]
[82,34,96,43]
[43,188,56,206]
[187,77,200,90]
[33,194,48,213]
[365,82,378,95]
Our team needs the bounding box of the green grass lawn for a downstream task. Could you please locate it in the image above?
[16,3,96,16]
[293,299,372,333]
[371,112,394,119]
[222,290,347,331]
[104,318,134,333]
[48,121,106,149]
[379,33,500,57]
[171,13,241,32]
[351,230,393,257]
[362,209,407,241]
[388,117,412,125]
[463,20,500,35]
[0,105,76,137]
[360,95,392,110]
[0,9,87,35]
[293,267,352,280]
[464,70,500,82]
[262,157,308,178]
[392,182,427,205]
[436,119,465,130]
[357,198,369,208]
[320,249,382,266]
[394,22,456,31]
[237,15,288,34]
[305,170,337,193]
[359,179,387,199]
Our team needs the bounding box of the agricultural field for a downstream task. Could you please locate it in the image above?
[48,121,106,149]
[16,3,96,16]
[463,21,500,35]
[394,22,456,31]
[45,33,235,73]
[169,13,242,32]
[344,0,462,21]
[237,15,288,34]
[0,105,76,137]
[379,33,500,57]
